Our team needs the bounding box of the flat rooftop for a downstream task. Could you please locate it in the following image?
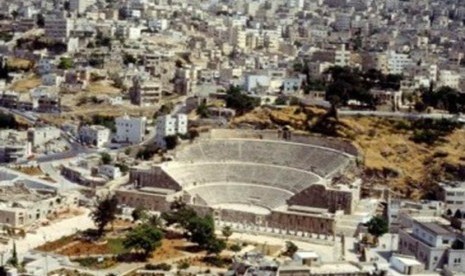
[418,221,454,236]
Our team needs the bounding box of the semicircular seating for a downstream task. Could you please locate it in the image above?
[176,139,351,177]
[186,183,292,210]
[163,162,320,194]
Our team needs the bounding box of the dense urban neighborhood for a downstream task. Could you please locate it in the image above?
[0,0,464,275]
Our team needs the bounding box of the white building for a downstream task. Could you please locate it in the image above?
[78,125,110,148]
[439,182,465,214]
[438,70,460,89]
[115,115,146,144]
[128,27,142,40]
[148,19,169,31]
[155,114,188,148]
[245,74,271,92]
[387,51,412,75]
[389,255,424,275]
[99,165,121,180]
[27,127,61,148]
[335,44,351,67]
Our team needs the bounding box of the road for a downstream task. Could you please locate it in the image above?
[35,139,96,163]
[338,110,465,121]
[0,107,37,125]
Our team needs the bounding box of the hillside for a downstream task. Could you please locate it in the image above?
[232,106,465,200]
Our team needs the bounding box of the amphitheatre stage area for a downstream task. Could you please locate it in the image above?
[116,129,377,237]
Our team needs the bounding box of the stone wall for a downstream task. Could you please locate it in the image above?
[267,211,335,235]
[129,166,181,191]
[115,189,171,212]
[288,184,355,214]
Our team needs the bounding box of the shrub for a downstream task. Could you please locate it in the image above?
[229,244,241,252]
[145,263,172,271]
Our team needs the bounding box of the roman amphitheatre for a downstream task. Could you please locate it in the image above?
[116,128,377,237]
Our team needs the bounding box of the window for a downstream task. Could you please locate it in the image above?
[443,239,449,244]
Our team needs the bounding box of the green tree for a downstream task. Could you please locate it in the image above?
[58,57,73,70]
[136,146,157,160]
[274,96,287,105]
[205,238,226,255]
[115,163,129,174]
[7,242,18,267]
[229,244,242,253]
[131,207,147,222]
[366,216,388,244]
[177,260,190,270]
[100,152,112,165]
[161,201,224,255]
[10,11,18,20]
[283,241,298,257]
[164,135,178,150]
[123,224,163,258]
[123,53,137,65]
[225,85,260,115]
[222,226,232,240]
[186,215,215,247]
[196,102,210,118]
[161,200,197,230]
[36,14,45,27]
[90,195,119,237]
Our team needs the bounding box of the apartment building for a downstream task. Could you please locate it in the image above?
[27,127,61,148]
[129,77,163,106]
[115,115,146,144]
[69,0,94,14]
[387,51,412,75]
[155,114,188,148]
[335,44,351,67]
[78,125,110,148]
[398,220,465,272]
[438,182,465,214]
[0,183,79,229]
[44,17,73,41]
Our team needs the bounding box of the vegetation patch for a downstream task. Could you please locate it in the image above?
[74,257,117,269]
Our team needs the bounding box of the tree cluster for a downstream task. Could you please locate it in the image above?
[418,86,465,114]
[225,86,260,115]
[16,37,67,54]
[89,114,116,132]
[136,145,158,160]
[395,118,463,145]
[123,223,163,258]
[323,66,402,107]
[162,200,226,255]
[296,64,403,107]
